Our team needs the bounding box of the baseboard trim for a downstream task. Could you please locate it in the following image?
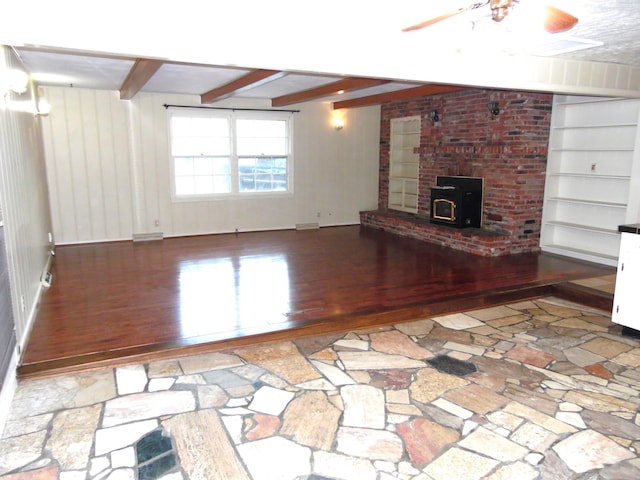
[16,253,54,360]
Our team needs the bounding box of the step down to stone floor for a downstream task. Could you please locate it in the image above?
[552,282,613,313]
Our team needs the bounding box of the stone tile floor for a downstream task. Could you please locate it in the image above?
[2,295,640,480]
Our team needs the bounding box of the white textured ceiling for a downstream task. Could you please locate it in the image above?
[4,0,640,103]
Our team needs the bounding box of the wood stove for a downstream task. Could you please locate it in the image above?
[430,176,483,228]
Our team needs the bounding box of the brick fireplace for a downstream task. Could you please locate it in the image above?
[360,88,553,257]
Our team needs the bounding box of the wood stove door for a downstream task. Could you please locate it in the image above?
[433,198,456,222]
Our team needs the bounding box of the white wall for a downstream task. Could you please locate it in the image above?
[0,46,53,346]
[0,46,54,433]
[41,88,381,243]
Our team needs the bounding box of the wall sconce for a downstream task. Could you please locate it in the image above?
[429,109,440,124]
[35,87,50,116]
[488,101,500,119]
[2,69,29,96]
[331,109,345,131]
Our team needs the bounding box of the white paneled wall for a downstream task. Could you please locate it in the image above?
[41,88,133,243]
[41,88,380,243]
[0,46,53,347]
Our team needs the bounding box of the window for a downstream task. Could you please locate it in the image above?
[169,110,292,199]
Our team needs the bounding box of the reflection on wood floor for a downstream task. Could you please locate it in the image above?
[19,225,615,378]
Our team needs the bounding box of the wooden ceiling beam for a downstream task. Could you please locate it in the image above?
[332,84,466,109]
[271,77,391,107]
[119,58,164,100]
[201,69,285,104]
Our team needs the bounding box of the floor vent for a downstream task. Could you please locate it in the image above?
[295,222,319,231]
[133,232,164,242]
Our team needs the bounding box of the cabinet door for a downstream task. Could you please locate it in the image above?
[612,233,640,328]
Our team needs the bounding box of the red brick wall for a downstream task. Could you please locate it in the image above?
[365,88,552,256]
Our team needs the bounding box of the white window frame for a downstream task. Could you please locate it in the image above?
[168,108,294,201]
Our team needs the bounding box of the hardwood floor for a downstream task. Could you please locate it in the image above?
[19,225,615,378]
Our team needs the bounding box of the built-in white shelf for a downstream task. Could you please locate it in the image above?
[389,116,420,214]
[546,197,626,208]
[540,95,640,267]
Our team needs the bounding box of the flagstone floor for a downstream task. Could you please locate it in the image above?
[2,295,640,480]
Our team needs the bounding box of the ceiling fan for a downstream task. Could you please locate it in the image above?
[402,0,578,34]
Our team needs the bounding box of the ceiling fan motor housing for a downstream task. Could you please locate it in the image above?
[490,0,515,22]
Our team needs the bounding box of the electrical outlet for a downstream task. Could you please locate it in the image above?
[20,295,25,312]
[154,219,160,227]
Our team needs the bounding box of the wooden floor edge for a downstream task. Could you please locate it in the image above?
[16,284,558,380]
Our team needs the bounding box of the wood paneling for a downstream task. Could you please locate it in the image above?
[0,46,53,348]
[42,88,381,243]
[41,88,134,243]
[19,226,613,378]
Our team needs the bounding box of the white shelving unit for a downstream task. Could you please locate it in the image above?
[389,116,420,214]
[541,96,640,266]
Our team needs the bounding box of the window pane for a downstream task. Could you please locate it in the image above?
[175,157,193,176]
[173,137,230,157]
[170,117,192,137]
[194,157,213,175]
[171,116,230,156]
[236,119,286,137]
[255,174,273,191]
[273,174,288,190]
[237,137,286,155]
[212,157,231,175]
[174,157,231,196]
[274,157,287,170]
[172,116,228,137]
[260,158,278,172]
[236,119,287,155]
[239,177,255,192]
[194,176,214,194]
[238,156,288,192]
[238,158,256,175]
[212,175,231,193]
[175,176,195,196]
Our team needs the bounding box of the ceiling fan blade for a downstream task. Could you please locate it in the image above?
[543,4,578,33]
[402,2,488,32]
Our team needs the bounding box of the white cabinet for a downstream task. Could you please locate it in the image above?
[612,231,640,331]
[541,96,640,266]
[389,116,420,213]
